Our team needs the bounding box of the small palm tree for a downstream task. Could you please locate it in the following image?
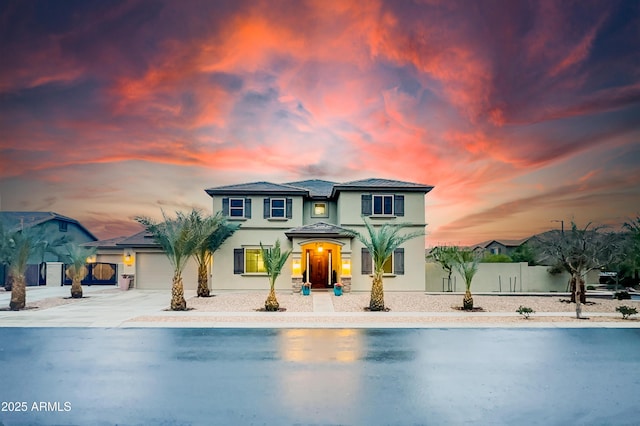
[191,212,239,297]
[62,244,97,299]
[350,218,424,311]
[136,210,207,311]
[451,249,480,310]
[260,239,292,311]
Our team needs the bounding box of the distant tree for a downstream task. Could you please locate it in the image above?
[451,248,481,310]
[622,216,640,287]
[481,253,513,263]
[350,218,424,311]
[190,211,239,297]
[429,246,459,291]
[531,222,623,318]
[136,210,209,311]
[510,242,537,265]
[62,244,97,299]
[260,239,292,311]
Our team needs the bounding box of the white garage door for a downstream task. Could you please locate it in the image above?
[136,253,199,290]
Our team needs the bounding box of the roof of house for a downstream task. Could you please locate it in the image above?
[116,230,161,247]
[205,181,308,196]
[286,179,337,198]
[472,238,530,249]
[331,178,433,196]
[285,222,354,239]
[206,178,434,199]
[0,211,97,240]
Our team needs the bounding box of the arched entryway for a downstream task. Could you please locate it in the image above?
[301,241,341,289]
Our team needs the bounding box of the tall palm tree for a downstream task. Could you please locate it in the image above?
[136,210,207,311]
[350,218,424,311]
[62,244,97,299]
[451,248,480,310]
[260,239,292,311]
[191,212,239,297]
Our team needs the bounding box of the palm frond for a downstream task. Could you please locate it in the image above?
[260,239,292,281]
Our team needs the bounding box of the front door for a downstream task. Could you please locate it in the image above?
[309,249,328,288]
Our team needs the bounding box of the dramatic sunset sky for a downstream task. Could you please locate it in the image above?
[1,0,639,246]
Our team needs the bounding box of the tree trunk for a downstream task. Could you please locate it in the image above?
[70,275,83,298]
[9,273,26,311]
[4,273,13,291]
[575,274,585,319]
[369,273,385,311]
[569,274,586,304]
[197,263,210,297]
[265,280,279,311]
[463,290,474,310]
[171,273,187,311]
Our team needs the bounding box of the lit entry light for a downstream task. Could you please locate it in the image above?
[123,252,134,266]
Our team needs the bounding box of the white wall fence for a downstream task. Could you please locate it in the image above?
[425,262,600,293]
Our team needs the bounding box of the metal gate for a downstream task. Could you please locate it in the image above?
[62,262,118,286]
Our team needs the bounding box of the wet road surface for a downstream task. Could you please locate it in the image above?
[0,328,639,425]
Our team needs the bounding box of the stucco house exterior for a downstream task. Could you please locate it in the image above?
[109,178,433,292]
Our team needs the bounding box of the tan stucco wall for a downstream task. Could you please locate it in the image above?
[426,262,572,293]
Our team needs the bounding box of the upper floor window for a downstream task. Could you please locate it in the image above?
[312,202,328,218]
[229,198,245,217]
[270,198,286,218]
[263,198,293,219]
[373,195,394,216]
[222,197,252,219]
[361,194,404,217]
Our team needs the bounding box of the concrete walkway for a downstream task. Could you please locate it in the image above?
[0,286,639,329]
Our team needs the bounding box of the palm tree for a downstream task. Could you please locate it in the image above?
[136,210,207,311]
[350,218,424,311]
[191,212,239,297]
[451,248,480,310]
[260,239,292,311]
[62,244,97,299]
[1,226,65,310]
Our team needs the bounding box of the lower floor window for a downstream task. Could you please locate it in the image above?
[234,248,267,274]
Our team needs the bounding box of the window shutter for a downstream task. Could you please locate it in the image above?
[394,195,404,217]
[245,198,252,218]
[222,198,229,216]
[394,248,404,275]
[361,247,372,275]
[233,249,244,274]
[263,198,270,218]
[286,198,293,219]
[361,194,372,216]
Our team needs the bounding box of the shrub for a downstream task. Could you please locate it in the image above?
[586,285,595,291]
[516,305,535,319]
[616,305,638,319]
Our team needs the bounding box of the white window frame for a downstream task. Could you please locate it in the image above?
[373,194,394,216]
[229,198,245,218]
[270,198,286,218]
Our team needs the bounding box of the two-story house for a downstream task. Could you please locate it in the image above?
[103,178,432,292]
[205,178,433,292]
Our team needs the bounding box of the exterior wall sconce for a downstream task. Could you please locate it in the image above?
[342,259,351,275]
[123,252,134,266]
[292,258,301,275]
[86,255,97,264]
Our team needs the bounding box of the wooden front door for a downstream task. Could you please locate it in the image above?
[309,249,328,288]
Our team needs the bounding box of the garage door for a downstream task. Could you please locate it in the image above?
[136,253,199,290]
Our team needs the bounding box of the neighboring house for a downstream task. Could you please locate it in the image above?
[0,211,98,286]
[103,178,433,292]
[471,238,530,257]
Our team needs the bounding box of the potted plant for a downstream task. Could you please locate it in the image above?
[301,282,311,296]
[333,282,343,296]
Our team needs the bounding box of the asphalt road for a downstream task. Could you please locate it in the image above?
[0,328,639,425]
